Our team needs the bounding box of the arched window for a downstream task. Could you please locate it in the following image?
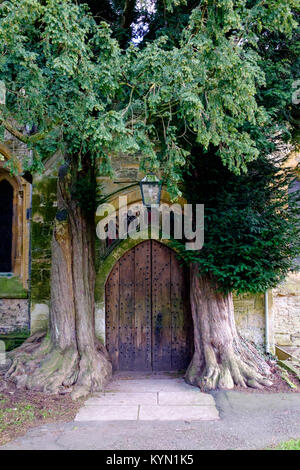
[0,146,31,293]
[0,179,13,272]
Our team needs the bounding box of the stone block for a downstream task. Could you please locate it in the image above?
[0,298,29,334]
[139,405,219,421]
[31,303,49,333]
[75,405,139,421]
[275,333,292,346]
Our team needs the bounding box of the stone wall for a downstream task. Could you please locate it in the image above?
[0,298,29,334]
[273,272,300,346]
[30,174,57,333]
[0,277,29,337]
[1,141,298,353]
[233,293,266,348]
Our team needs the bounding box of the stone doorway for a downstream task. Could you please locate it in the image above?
[105,240,193,371]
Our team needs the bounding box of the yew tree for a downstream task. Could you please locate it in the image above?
[174,150,300,389]
[0,0,299,396]
[0,0,132,397]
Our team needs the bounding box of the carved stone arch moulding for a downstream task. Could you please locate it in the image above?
[96,186,187,252]
[94,235,188,346]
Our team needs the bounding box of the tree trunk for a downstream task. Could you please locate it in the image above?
[5,160,112,399]
[185,264,272,390]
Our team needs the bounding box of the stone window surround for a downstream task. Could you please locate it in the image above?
[0,145,31,289]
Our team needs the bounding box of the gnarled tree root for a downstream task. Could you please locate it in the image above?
[4,332,112,399]
[186,268,273,392]
[185,341,273,391]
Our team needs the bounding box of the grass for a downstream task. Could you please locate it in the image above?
[0,393,60,445]
[0,394,52,435]
[273,439,300,450]
[0,385,84,446]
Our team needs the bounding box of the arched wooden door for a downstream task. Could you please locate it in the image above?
[105,240,193,371]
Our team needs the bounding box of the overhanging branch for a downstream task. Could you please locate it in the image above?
[121,0,136,30]
[0,117,30,144]
[0,116,52,145]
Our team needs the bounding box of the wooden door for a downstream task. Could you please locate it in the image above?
[105,240,193,371]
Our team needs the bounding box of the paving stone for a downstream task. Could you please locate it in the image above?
[106,379,197,393]
[85,392,158,406]
[158,391,215,406]
[139,405,219,421]
[75,405,139,422]
[75,376,219,422]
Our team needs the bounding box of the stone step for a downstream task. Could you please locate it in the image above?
[75,404,219,422]
[75,405,139,421]
[158,391,215,406]
[139,405,219,421]
[105,378,198,393]
[85,392,158,406]
[75,377,220,422]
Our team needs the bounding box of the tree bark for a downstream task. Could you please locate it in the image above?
[185,264,272,390]
[4,173,272,396]
[5,160,112,399]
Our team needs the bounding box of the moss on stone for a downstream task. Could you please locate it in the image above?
[0,277,28,299]
[31,265,51,303]
[33,177,57,201]
[31,222,53,257]
[30,176,57,304]
[0,329,30,351]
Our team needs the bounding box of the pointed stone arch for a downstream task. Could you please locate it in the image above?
[94,187,188,344]
[96,238,193,371]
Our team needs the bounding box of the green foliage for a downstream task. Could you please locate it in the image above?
[0,331,29,351]
[71,173,104,214]
[273,439,300,450]
[173,150,300,294]
[0,0,133,170]
[120,0,299,195]
[0,0,299,293]
[0,0,298,198]
[254,13,299,137]
[0,403,35,433]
